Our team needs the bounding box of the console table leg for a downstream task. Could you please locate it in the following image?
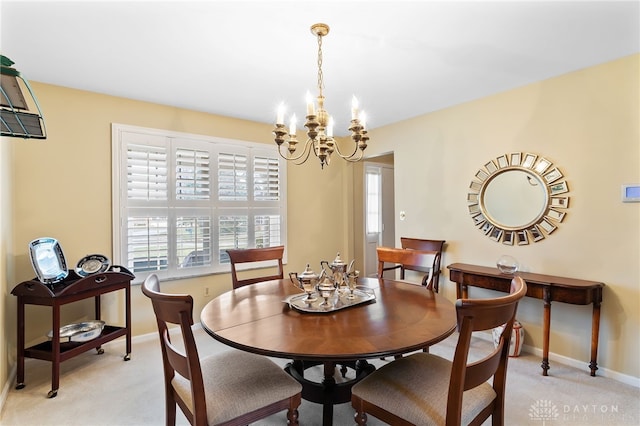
[589,300,602,376]
[541,288,551,376]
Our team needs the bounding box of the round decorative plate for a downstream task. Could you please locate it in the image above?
[76,254,110,277]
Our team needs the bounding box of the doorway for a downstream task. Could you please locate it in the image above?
[362,156,395,277]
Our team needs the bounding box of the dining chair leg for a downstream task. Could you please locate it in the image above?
[353,397,368,426]
[166,399,176,426]
[286,404,300,425]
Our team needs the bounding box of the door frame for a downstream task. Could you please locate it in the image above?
[361,156,395,277]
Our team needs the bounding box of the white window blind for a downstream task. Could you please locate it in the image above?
[255,215,281,248]
[218,153,247,201]
[127,215,168,272]
[254,156,280,201]
[127,144,168,201]
[175,148,210,201]
[112,124,287,283]
[177,215,212,268]
[218,215,248,263]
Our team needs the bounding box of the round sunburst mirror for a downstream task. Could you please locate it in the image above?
[467,152,570,245]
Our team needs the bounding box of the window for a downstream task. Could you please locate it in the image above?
[365,167,381,234]
[112,124,287,283]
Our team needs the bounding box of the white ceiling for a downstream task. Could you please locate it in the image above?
[2,0,638,136]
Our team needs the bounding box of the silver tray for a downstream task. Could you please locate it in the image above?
[284,287,376,313]
[47,320,105,343]
[29,237,68,285]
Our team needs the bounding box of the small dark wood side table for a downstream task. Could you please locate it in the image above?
[447,263,604,376]
[11,268,133,397]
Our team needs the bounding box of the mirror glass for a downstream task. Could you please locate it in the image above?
[482,170,546,228]
[467,153,570,245]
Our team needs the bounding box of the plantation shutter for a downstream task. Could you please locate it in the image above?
[218,215,248,263]
[175,148,210,200]
[177,215,212,268]
[126,144,168,201]
[125,142,169,272]
[218,152,248,201]
[113,124,287,283]
[254,156,280,201]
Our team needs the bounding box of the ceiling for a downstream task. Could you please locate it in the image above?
[2,1,638,136]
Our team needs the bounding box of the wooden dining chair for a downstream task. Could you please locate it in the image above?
[377,246,443,357]
[226,245,285,289]
[141,274,302,426]
[400,237,446,292]
[352,276,527,426]
[376,246,439,290]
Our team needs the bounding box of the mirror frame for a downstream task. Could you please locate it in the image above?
[467,152,570,245]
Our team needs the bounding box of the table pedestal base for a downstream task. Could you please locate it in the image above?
[285,359,375,426]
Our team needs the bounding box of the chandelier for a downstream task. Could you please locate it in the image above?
[273,23,369,169]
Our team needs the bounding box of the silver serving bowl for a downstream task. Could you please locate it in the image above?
[47,320,105,343]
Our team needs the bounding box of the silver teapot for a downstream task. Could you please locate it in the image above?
[289,263,319,288]
[289,264,320,299]
[321,252,355,288]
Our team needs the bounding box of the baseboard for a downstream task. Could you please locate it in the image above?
[0,364,16,417]
[473,331,640,388]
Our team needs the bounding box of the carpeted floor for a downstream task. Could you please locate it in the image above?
[1,326,638,425]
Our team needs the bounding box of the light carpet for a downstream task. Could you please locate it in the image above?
[1,327,638,425]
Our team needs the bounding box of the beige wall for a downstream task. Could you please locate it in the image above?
[359,54,639,378]
[2,84,349,388]
[1,136,14,396]
[1,54,638,392]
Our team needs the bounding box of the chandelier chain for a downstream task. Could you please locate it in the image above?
[317,33,324,97]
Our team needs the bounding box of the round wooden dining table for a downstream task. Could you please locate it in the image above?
[200,277,456,426]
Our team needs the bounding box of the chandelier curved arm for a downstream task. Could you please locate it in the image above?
[330,138,361,160]
[276,138,315,165]
[341,150,366,162]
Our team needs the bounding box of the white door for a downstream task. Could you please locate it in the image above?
[363,162,395,277]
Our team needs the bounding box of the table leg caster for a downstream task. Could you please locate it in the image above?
[124,353,131,361]
[96,346,105,355]
[15,383,25,390]
[47,389,58,398]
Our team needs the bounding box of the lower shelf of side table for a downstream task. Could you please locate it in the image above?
[23,325,129,363]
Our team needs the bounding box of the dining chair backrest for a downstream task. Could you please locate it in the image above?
[226,245,285,289]
[141,274,207,425]
[351,276,527,426]
[376,246,439,290]
[400,237,446,292]
[446,275,527,425]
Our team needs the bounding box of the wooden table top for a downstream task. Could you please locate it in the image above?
[200,277,457,362]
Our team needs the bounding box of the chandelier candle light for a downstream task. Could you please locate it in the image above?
[273,23,369,169]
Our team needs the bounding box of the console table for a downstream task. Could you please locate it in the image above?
[447,263,604,376]
[11,268,133,397]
